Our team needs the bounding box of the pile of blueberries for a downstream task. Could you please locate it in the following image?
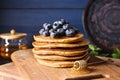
[39,19,79,38]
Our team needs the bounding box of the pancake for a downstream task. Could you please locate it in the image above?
[32,46,88,56]
[35,55,90,68]
[32,38,89,48]
[33,33,84,43]
[33,52,88,61]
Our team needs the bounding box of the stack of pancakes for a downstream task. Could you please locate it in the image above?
[32,33,90,68]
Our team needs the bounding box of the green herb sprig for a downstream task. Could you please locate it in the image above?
[88,44,120,59]
[88,44,101,56]
[112,48,120,58]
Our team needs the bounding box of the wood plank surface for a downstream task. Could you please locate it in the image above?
[0,63,21,80]
[0,0,88,9]
[0,76,17,80]
[10,49,120,80]
[0,9,83,28]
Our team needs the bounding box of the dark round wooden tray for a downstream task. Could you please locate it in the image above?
[83,0,120,52]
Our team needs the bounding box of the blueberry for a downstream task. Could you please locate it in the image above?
[65,29,76,37]
[57,28,65,36]
[53,21,57,24]
[42,30,50,36]
[63,24,71,30]
[39,28,44,35]
[43,23,48,27]
[53,21,62,29]
[73,27,79,33]
[50,31,59,38]
[53,21,59,26]
[43,23,52,30]
[58,21,63,25]
[53,25,61,30]
[49,29,55,33]
[60,19,67,25]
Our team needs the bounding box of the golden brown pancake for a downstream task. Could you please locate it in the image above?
[33,52,88,61]
[33,34,84,43]
[32,38,89,48]
[32,46,88,56]
[35,55,90,68]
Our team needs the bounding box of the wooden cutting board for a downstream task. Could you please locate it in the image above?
[10,49,120,80]
[0,63,21,80]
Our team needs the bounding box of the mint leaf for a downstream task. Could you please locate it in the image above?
[113,48,120,54]
[88,44,95,51]
[96,47,101,51]
[112,53,120,58]
[89,51,99,56]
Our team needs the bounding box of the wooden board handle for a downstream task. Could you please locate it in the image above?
[65,74,107,80]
